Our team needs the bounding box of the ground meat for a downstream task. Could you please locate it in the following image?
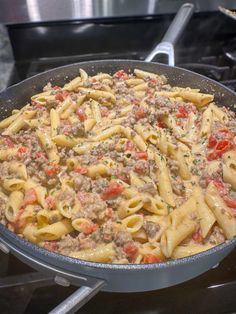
[58,234,80,255]
[199,177,208,189]
[0,161,9,180]
[114,81,128,95]
[207,226,225,245]
[148,113,158,124]
[46,99,59,108]
[115,230,132,246]
[229,190,236,201]
[171,176,185,196]
[199,164,223,188]
[143,221,160,238]
[76,193,107,220]
[227,119,236,129]
[91,141,116,157]
[32,169,48,185]
[80,154,99,165]
[70,93,78,101]
[91,177,109,194]
[155,96,172,108]
[56,187,72,202]
[70,122,85,137]
[133,160,150,175]
[138,183,157,196]
[211,165,223,179]
[79,233,97,250]
[168,159,179,174]
[71,172,92,192]
[106,196,123,209]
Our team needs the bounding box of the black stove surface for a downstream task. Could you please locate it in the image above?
[1,11,236,314]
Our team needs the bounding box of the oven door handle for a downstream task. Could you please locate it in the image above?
[145,3,195,66]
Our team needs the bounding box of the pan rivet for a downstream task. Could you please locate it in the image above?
[54,275,70,287]
[0,242,10,254]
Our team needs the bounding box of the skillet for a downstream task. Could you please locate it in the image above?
[0,3,235,313]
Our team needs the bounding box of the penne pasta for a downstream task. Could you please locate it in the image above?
[0,67,234,265]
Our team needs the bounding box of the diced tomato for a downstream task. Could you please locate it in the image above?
[76,108,87,122]
[80,222,98,235]
[18,146,28,153]
[123,241,138,261]
[45,163,61,177]
[157,121,167,128]
[101,182,124,200]
[100,107,109,117]
[215,140,232,157]
[192,228,203,243]
[46,196,55,209]
[135,108,146,120]
[44,241,59,252]
[114,70,129,80]
[55,91,69,101]
[74,166,87,175]
[143,254,161,264]
[176,106,188,118]
[23,188,37,206]
[45,168,55,176]
[55,93,64,101]
[206,151,218,161]
[207,134,217,148]
[4,137,14,148]
[135,151,148,160]
[222,196,236,209]
[77,192,89,205]
[125,140,135,151]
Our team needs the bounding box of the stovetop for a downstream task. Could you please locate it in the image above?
[0,249,235,314]
[1,10,236,314]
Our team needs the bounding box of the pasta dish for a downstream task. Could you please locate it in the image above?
[0,68,235,264]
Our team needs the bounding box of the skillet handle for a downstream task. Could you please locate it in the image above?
[145,3,195,66]
[48,280,105,314]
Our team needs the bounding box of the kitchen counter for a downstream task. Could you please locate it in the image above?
[0,24,13,91]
